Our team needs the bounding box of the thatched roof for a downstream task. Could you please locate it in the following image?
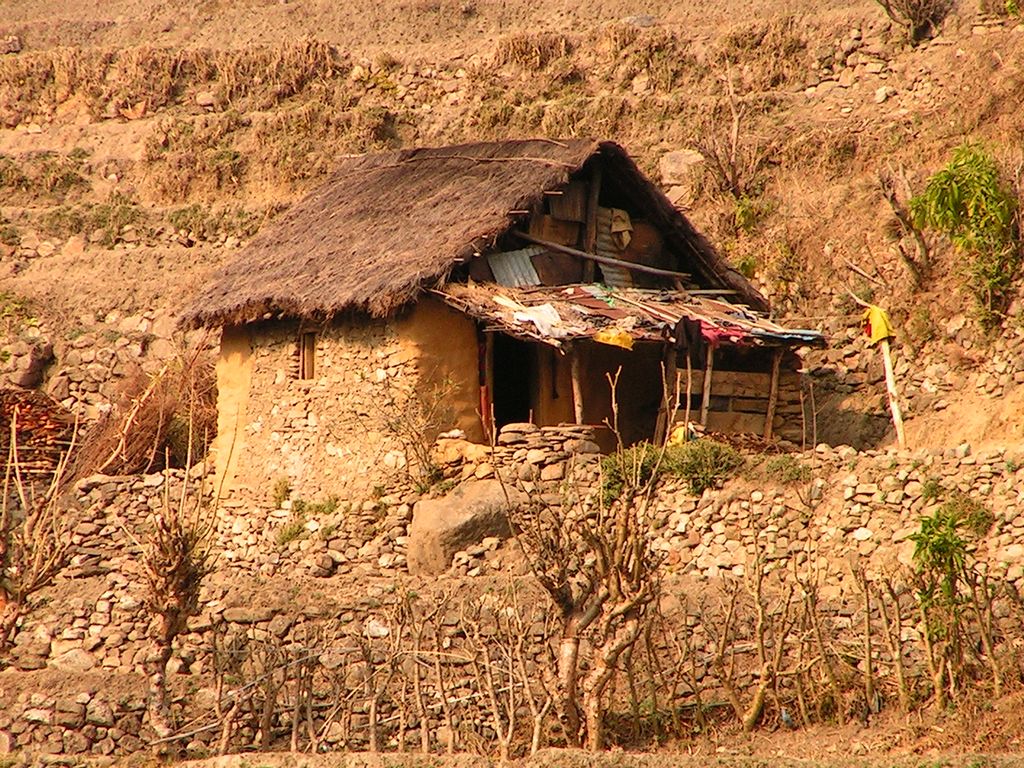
[181,139,766,328]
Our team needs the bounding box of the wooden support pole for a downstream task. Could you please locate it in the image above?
[570,346,585,425]
[582,162,602,283]
[764,349,782,440]
[880,338,907,449]
[700,348,714,427]
[483,331,495,442]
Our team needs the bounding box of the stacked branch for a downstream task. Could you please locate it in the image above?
[0,411,76,657]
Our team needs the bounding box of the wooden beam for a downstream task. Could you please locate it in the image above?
[583,163,602,283]
[764,348,782,440]
[514,231,692,280]
[700,348,714,427]
[570,345,585,425]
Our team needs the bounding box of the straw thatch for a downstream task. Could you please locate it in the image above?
[181,139,765,328]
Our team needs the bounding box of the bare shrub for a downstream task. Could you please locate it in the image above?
[713,16,807,90]
[691,73,777,202]
[364,373,456,491]
[878,164,930,288]
[74,336,217,477]
[874,0,954,43]
[136,454,216,742]
[508,376,666,751]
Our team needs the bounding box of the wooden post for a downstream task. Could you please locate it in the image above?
[879,338,907,449]
[582,162,602,283]
[483,331,495,441]
[570,345,585,425]
[764,349,782,440]
[700,347,714,427]
[683,353,693,433]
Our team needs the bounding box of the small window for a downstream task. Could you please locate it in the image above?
[299,332,316,380]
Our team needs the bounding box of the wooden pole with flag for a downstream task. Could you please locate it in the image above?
[849,292,906,450]
[879,336,906,449]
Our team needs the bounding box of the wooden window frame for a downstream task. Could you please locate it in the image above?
[298,331,317,380]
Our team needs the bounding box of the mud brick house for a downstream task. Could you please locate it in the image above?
[181,139,824,499]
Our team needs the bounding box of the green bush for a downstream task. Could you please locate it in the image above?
[910,491,992,607]
[764,454,811,485]
[666,439,745,495]
[911,143,1020,327]
[600,443,662,504]
[601,439,745,501]
[271,477,290,508]
[276,514,307,546]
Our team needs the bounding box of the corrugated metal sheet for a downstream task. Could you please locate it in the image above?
[487,247,543,287]
[595,208,632,288]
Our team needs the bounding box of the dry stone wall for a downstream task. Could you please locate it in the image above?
[4,426,1024,760]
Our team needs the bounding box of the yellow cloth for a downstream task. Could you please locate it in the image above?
[862,304,894,347]
[593,327,634,350]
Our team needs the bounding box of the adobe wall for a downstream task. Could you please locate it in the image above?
[212,297,482,504]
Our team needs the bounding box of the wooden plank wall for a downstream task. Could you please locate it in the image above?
[673,368,805,444]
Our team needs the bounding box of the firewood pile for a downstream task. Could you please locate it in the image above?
[0,388,76,479]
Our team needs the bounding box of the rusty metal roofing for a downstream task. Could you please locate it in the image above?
[435,283,826,350]
[487,246,543,287]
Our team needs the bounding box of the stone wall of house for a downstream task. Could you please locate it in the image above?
[214,298,483,506]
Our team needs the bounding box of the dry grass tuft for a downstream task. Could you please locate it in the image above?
[494,32,575,70]
[143,113,247,201]
[713,16,808,90]
[0,39,344,125]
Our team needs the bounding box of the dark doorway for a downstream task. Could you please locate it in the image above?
[492,333,534,428]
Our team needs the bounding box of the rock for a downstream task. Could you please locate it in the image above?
[0,35,21,54]
[222,606,274,624]
[22,708,51,724]
[86,701,115,727]
[874,85,893,103]
[407,479,517,575]
[195,91,216,108]
[61,234,86,257]
[50,648,95,672]
[659,149,705,186]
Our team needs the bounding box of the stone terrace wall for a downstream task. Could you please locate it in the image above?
[4,431,1024,760]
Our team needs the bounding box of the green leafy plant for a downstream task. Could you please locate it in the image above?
[666,439,745,495]
[909,491,999,706]
[911,143,1020,327]
[275,512,307,546]
[271,477,290,508]
[764,454,811,485]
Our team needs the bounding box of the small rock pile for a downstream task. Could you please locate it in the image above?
[1,335,53,389]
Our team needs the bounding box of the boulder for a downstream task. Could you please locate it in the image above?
[407,479,517,575]
[659,149,705,186]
